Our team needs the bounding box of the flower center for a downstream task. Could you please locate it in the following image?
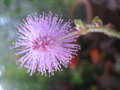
[32,36,55,52]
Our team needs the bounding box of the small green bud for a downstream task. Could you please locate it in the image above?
[74,19,86,29]
[92,16,103,27]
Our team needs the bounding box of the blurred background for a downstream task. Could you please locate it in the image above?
[0,0,120,90]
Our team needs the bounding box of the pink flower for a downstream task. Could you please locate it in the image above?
[13,12,79,76]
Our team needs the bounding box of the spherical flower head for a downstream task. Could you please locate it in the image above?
[13,12,79,76]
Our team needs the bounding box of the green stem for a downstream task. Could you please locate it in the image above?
[58,26,120,40]
[58,31,80,40]
[87,27,120,38]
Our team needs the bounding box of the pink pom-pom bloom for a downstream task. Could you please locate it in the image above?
[13,12,79,76]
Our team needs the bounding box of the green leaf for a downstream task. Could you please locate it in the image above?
[74,19,86,29]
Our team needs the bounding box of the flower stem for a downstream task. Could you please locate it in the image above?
[59,26,120,40]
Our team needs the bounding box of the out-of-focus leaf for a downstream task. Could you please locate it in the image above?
[71,72,84,85]
[4,0,12,7]
[115,58,120,71]
[91,86,97,90]
[15,7,21,13]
